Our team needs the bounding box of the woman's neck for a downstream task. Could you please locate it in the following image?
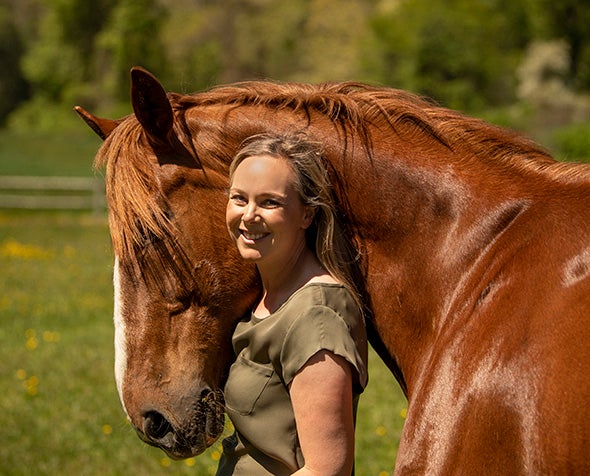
[254,246,331,317]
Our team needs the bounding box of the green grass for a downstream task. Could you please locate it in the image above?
[0,129,103,177]
[0,211,406,475]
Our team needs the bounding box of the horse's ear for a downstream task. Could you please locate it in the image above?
[130,66,174,141]
[74,106,121,140]
[129,66,199,168]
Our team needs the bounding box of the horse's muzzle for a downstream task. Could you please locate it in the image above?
[138,388,225,459]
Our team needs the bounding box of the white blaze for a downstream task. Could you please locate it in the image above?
[113,257,129,416]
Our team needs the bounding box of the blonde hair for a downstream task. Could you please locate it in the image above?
[230,132,363,311]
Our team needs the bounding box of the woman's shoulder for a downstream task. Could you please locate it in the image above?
[285,281,357,316]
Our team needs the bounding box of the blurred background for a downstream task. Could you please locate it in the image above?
[1,0,588,475]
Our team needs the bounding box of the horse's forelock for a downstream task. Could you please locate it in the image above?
[96,117,175,261]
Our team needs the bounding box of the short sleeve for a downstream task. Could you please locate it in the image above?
[279,305,368,391]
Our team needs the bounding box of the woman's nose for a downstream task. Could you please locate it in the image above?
[242,202,258,222]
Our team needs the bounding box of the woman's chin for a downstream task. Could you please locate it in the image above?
[237,249,263,262]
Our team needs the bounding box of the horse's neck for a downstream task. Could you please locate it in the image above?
[336,143,533,393]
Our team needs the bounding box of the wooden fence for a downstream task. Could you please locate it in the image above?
[0,176,106,214]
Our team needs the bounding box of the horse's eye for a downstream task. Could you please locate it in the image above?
[166,297,191,316]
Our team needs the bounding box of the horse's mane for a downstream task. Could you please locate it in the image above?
[99,79,579,271]
[173,80,555,169]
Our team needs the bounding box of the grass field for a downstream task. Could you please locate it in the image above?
[0,129,103,177]
[0,211,406,475]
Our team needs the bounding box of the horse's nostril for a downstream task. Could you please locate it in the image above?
[143,410,173,440]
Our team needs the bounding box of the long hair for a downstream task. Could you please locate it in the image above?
[229,132,363,312]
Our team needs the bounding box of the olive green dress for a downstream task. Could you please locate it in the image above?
[216,283,368,476]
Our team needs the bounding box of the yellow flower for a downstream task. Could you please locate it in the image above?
[43,331,60,343]
[400,408,408,419]
[26,336,39,351]
[102,424,113,435]
[160,457,171,467]
[25,376,39,396]
[0,239,52,260]
[376,425,387,436]
[184,458,196,467]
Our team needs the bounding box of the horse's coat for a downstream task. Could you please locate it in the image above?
[77,67,590,473]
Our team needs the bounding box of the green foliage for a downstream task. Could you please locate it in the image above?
[97,0,168,101]
[370,0,531,110]
[533,0,590,91]
[553,122,590,162]
[0,5,29,126]
[3,0,590,131]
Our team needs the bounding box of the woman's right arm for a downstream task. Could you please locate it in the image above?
[289,349,355,476]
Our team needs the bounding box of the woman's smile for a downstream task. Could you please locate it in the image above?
[240,230,270,243]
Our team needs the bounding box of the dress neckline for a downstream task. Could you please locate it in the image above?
[251,282,346,323]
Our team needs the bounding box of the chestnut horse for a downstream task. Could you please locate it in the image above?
[76,67,590,473]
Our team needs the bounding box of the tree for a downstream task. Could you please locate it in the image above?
[97,0,167,102]
[0,4,29,125]
[370,0,533,111]
[532,0,590,91]
[21,0,117,101]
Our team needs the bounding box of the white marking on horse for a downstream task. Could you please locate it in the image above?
[113,257,129,416]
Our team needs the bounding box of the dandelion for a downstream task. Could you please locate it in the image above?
[400,408,408,419]
[42,331,60,343]
[25,375,39,396]
[16,369,27,380]
[102,424,113,435]
[26,335,39,351]
[376,425,387,437]
[0,239,52,260]
[379,471,391,476]
[184,458,196,467]
[160,457,171,467]
[210,450,221,461]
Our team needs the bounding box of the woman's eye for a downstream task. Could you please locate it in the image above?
[230,194,247,204]
[262,199,281,208]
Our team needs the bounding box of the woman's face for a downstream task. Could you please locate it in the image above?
[226,154,314,266]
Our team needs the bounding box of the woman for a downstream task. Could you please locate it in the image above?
[217,132,368,476]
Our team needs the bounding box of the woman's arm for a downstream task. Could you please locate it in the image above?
[290,350,355,476]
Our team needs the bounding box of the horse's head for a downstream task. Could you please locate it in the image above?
[76,68,260,458]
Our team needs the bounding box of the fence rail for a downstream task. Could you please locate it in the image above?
[0,176,105,213]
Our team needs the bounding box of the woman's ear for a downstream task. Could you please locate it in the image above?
[302,206,316,229]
